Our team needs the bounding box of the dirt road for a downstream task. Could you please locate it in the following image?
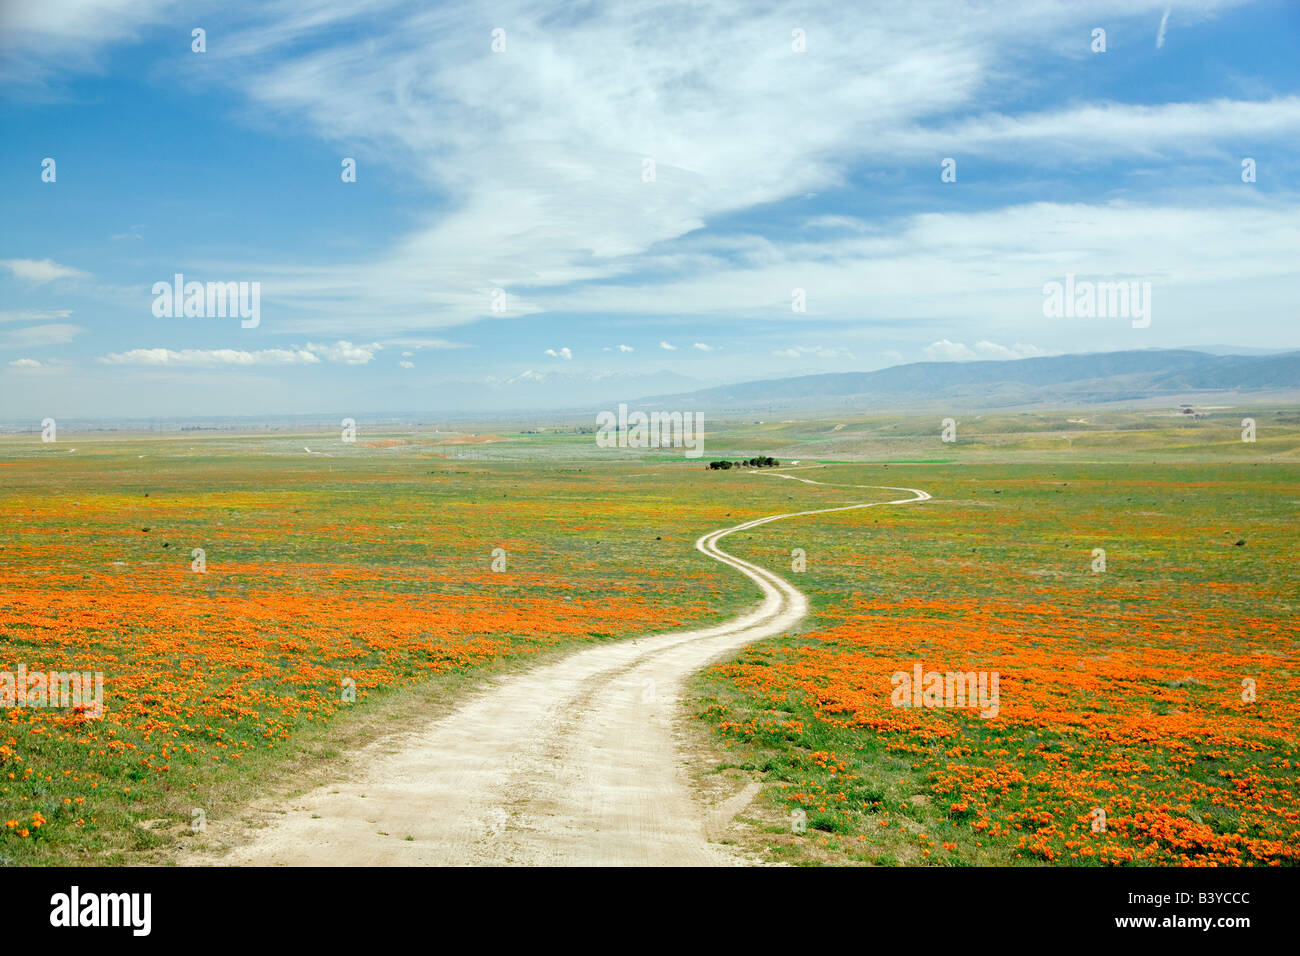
[215,480,930,865]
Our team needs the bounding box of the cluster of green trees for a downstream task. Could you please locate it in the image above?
[707,456,779,470]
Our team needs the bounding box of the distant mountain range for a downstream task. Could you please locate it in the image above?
[638,349,1300,411]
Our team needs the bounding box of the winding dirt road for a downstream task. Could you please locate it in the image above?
[217,477,930,866]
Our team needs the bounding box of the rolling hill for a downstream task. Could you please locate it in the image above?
[636,349,1300,411]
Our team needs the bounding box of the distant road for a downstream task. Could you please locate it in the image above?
[213,474,931,866]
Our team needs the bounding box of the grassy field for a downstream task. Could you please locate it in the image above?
[1,406,1296,865]
[0,431,776,863]
[689,409,1300,866]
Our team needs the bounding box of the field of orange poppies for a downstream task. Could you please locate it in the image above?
[0,431,767,864]
[693,448,1299,867]
[2,410,1296,867]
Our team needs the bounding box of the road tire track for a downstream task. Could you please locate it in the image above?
[212,476,930,866]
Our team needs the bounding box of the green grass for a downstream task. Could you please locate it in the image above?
[2,404,1297,864]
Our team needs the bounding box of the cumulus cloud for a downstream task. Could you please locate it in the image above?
[923,340,979,361]
[659,341,677,351]
[8,358,42,368]
[544,347,573,360]
[972,340,1057,360]
[692,342,715,352]
[398,360,414,369]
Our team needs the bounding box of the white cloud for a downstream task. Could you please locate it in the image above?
[97,348,322,367]
[302,340,380,364]
[772,345,855,360]
[93,340,383,367]
[1,258,90,283]
[544,347,573,360]
[164,0,1279,340]
[617,344,634,353]
[1157,7,1171,49]
[972,341,1058,360]
[888,97,1300,163]
[542,199,1300,337]
[692,342,715,352]
[923,340,978,361]
[8,358,42,368]
[0,0,176,86]
[398,360,414,369]
[659,341,677,351]
[27,3,1064,334]
[804,215,870,232]
[380,336,469,350]
[0,323,83,348]
[9,0,1292,366]
[0,309,72,323]
[924,340,1057,362]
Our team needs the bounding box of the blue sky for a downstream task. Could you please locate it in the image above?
[2,0,1298,419]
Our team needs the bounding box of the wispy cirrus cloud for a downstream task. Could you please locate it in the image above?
[923,340,1058,362]
[95,340,380,367]
[302,340,381,364]
[96,347,321,367]
[539,198,1300,334]
[4,0,1296,419]
[0,309,73,323]
[121,0,1279,338]
[1,258,91,283]
[379,336,469,351]
[0,0,178,88]
[773,345,856,360]
[0,323,84,348]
